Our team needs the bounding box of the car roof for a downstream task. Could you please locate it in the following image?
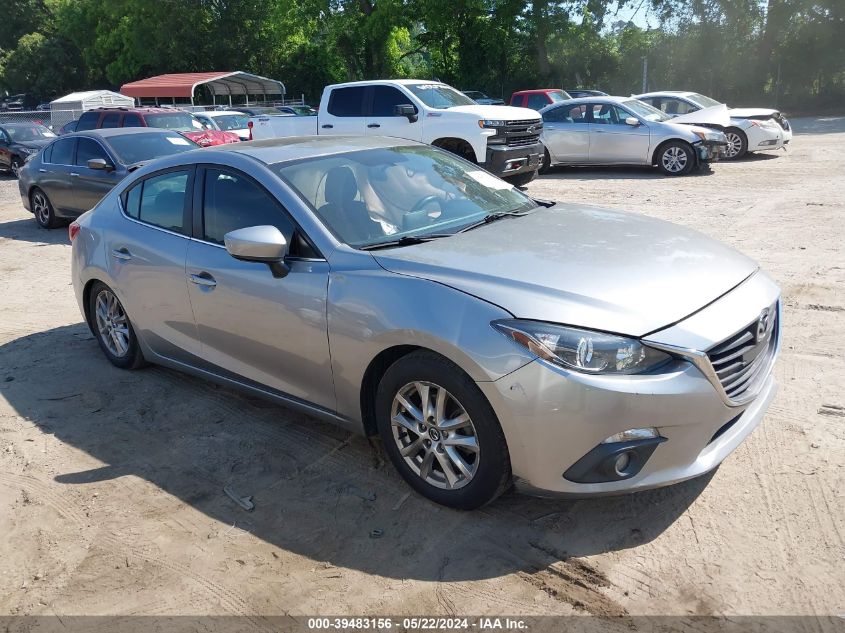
[327,79,450,89]
[63,127,184,139]
[199,110,247,117]
[539,95,632,111]
[512,89,566,95]
[196,135,420,165]
[636,91,695,97]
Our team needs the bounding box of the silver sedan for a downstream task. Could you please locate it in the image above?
[539,96,727,175]
[70,137,779,509]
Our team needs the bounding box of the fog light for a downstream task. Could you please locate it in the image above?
[602,427,660,444]
[614,452,631,475]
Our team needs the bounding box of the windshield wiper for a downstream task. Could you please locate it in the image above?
[360,234,451,251]
[457,208,535,234]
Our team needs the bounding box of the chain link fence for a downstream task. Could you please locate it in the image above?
[0,109,81,132]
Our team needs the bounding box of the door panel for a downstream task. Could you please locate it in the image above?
[186,243,334,409]
[108,169,199,361]
[38,138,77,213]
[72,137,122,212]
[542,104,590,163]
[587,104,651,164]
[365,85,423,141]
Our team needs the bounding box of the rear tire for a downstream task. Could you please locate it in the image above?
[723,127,748,160]
[375,350,511,509]
[656,141,695,176]
[31,188,61,229]
[88,281,146,370]
[505,170,538,187]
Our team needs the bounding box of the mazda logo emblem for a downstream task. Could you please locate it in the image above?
[756,308,772,341]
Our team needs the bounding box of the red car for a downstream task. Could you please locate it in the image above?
[74,107,240,147]
[509,89,572,111]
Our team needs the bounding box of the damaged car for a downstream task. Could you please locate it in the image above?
[634,91,791,160]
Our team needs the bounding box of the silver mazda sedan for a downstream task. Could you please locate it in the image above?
[70,137,780,509]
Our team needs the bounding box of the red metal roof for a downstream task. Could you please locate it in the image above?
[120,72,284,99]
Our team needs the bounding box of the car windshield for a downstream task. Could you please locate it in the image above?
[547,90,571,102]
[407,84,476,109]
[143,113,197,132]
[6,125,56,141]
[688,93,722,108]
[624,99,672,122]
[274,145,538,248]
[211,114,249,130]
[104,132,198,164]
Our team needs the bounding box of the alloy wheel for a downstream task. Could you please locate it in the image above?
[661,146,688,173]
[32,192,51,226]
[94,289,130,358]
[390,381,480,490]
[724,132,743,158]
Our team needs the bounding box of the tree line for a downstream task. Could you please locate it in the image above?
[1,0,842,111]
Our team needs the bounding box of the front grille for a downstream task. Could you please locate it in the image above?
[706,302,779,402]
[491,119,543,148]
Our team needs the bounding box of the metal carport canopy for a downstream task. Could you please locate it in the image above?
[120,72,285,100]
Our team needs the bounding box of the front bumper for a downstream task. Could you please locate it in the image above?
[696,140,727,162]
[748,124,788,151]
[478,271,781,497]
[482,142,543,177]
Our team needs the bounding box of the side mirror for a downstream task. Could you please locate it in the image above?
[394,104,418,123]
[224,225,290,278]
[87,158,115,171]
[625,117,641,127]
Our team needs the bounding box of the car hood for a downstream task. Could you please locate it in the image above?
[16,139,51,150]
[728,107,780,118]
[446,105,540,120]
[670,104,731,127]
[372,204,758,337]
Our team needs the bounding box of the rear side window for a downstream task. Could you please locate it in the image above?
[76,138,110,166]
[122,113,143,127]
[50,138,76,165]
[327,86,367,117]
[77,111,100,131]
[371,86,416,117]
[122,170,189,234]
[101,112,120,128]
[42,143,54,163]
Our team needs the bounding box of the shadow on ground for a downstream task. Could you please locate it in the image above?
[0,324,711,583]
[538,164,716,180]
[0,216,69,245]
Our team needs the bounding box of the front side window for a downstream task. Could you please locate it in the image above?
[201,168,295,246]
[327,86,367,117]
[406,83,474,109]
[274,145,537,248]
[124,170,190,234]
[50,138,76,165]
[371,86,416,117]
[75,138,110,166]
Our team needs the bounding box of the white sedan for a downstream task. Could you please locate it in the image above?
[192,110,251,141]
[634,91,792,159]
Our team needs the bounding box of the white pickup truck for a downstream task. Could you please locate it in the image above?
[248,79,544,185]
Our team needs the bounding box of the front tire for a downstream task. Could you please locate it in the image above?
[31,188,61,229]
[88,282,146,369]
[538,148,551,174]
[657,141,695,176]
[505,170,538,187]
[375,351,511,509]
[723,127,748,160]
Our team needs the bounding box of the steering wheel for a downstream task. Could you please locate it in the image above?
[409,195,443,214]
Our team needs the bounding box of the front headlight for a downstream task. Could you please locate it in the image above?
[492,319,673,375]
[18,147,38,155]
[479,119,506,129]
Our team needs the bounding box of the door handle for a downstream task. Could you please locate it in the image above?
[321,124,334,129]
[593,128,606,133]
[38,168,47,173]
[70,172,79,177]
[111,248,132,261]
[367,123,381,128]
[188,272,217,288]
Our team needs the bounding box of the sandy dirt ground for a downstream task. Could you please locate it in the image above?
[0,117,842,626]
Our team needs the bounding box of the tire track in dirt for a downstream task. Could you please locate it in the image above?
[0,472,279,630]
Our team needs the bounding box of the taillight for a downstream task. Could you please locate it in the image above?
[248,120,253,141]
[68,221,81,242]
